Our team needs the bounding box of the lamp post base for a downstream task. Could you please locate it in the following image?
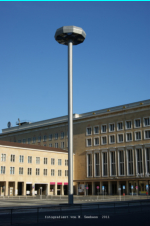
[68,194,73,205]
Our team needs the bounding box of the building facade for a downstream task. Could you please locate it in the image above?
[0,99,150,196]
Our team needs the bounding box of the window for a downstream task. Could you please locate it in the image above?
[103,152,107,176]
[58,170,62,176]
[109,123,115,132]
[61,132,64,139]
[51,169,55,176]
[65,170,68,176]
[23,139,26,144]
[19,167,23,175]
[49,143,52,147]
[10,167,15,175]
[135,119,141,128]
[36,168,40,175]
[18,140,21,143]
[38,136,41,142]
[1,166,5,174]
[65,159,68,166]
[126,121,132,129]
[10,155,15,162]
[145,130,150,139]
[109,135,115,144]
[94,137,99,146]
[101,136,107,145]
[43,135,47,142]
[101,125,107,133]
[58,159,62,165]
[86,138,92,147]
[111,152,116,176]
[144,117,150,126]
[117,122,123,131]
[33,137,36,143]
[128,149,133,175]
[55,133,58,140]
[43,169,47,175]
[126,133,132,142]
[94,126,99,134]
[1,154,6,162]
[87,154,92,177]
[135,131,141,140]
[118,134,123,143]
[19,155,24,163]
[146,148,150,174]
[61,142,65,149]
[36,157,40,164]
[95,153,100,176]
[136,149,142,174]
[28,138,31,144]
[27,168,32,175]
[44,158,48,164]
[86,127,92,135]
[55,143,58,148]
[28,156,32,164]
[51,158,55,165]
[119,151,124,175]
[49,134,52,141]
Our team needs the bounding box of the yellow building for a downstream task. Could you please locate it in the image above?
[0,99,150,196]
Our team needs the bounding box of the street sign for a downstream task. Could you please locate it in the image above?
[136,186,138,190]
[131,185,133,189]
[86,187,89,189]
[123,186,125,189]
[85,185,86,188]
[97,186,99,189]
[102,186,105,191]
[146,185,149,189]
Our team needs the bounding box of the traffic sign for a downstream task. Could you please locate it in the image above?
[123,186,125,190]
[86,187,89,189]
[97,186,99,189]
[136,186,138,190]
[85,185,86,188]
[146,185,149,189]
[102,186,105,191]
[131,185,133,189]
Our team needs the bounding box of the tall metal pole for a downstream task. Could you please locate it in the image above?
[68,40,73,204]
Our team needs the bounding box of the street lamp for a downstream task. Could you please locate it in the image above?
[55,26,86,204]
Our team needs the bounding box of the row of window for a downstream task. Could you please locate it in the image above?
[87,148,150,177]
[0,167,68,176]
[1,155,68,166]
[86,130,150,146]
[86,117,150,135]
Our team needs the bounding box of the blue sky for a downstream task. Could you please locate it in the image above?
[0,2,150,131]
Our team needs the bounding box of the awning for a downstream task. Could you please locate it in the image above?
[50,182,55,185]
[64,182,68,185]
[57,182,62,185]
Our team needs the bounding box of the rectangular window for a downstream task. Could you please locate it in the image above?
[44,158,48,164]
[51,158,55,165]
[61,142,65,149]
[111,152,116,176]
[65,170,68,176]
[1,154,6,162]
[43,135,47,142]
[135,119,141,128]
[10,167,15,175]
[28,138,31,144]
[128,149,133,175]
[135,131,141,140]
[109,123,115,132]
[65,159,68,166]
[95,153,100,176]
[103,153,107,176]
[145,130,150,139]
[49,143,52,147]
[136,149,142,174]
[126,121,132,129]
[126,133,132,141]
[86,127,92,135]
[101,125,107,133]
[36,168,40,175]
[55,143,58,148]
[19,155,24,163]
[58,170,62,176]
[55,133,58,140]
[61,132,64,139]
[144,117,150,126]
[94,137,99,146]
[86,138,92,147]
[118,122,123,130]
[28,156,32,164]
[146,148,150,174]
[19,167,23,175]
[27,168,32,175]
[87,154,92,177]
[18,140,21,143]
[43,169,47,175]
[94,126,99,134]
[118,134,123,143]
[33,137,36,143]
[101,136,107,145]
[58,159,62,165]
[119,151,124,175]
[1,166,5,174]
[23,139,26,144]
[38,136,41,142]
[49,134,52,141]
[51,169,55,176]
[36,157,40,164]
[110,135,115,144]
[10,155,15,162]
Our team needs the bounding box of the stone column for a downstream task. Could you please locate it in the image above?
[55,184,57,196]
[100,181,103,195]
[5,181,8,196]
[61,184,64,195]
[32,184,35,196]
[117,181,120,195]
[92,182,95,195]
[15,182,18,196]
[47,183,50,196]
[23,182,26,196]
[108,181,112,195]
[126,180,129,195]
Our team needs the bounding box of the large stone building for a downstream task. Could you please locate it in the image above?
[0,99,150,196]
